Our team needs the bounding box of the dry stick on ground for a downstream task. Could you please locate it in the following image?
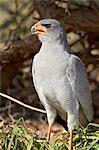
[0,104,15,112]
[0,92,46,114]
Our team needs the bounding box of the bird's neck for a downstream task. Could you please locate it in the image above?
[38,31,71,53]
[40,38,70,53]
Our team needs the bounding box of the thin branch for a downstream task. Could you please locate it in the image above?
[0,92,46,114]
[0,104,15,112]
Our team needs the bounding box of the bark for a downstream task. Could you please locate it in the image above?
[0,35,41,92]
[34,0,99,32]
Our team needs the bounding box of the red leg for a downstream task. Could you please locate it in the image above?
[47,125,52,141]
[70,130,73,150]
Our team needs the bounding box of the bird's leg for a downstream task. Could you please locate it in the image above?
[47,124,52,141]
[70,130,73,150]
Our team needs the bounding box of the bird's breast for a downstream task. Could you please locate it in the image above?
[33,50,74,118]
[34,50,68,82]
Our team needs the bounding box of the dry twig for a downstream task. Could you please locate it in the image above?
[0,92,46,114]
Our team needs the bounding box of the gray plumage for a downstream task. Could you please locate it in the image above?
[31,19,94,131]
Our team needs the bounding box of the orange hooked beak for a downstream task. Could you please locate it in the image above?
[31,22,46,35]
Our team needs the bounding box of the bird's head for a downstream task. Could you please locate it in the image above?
[31,19,65,43]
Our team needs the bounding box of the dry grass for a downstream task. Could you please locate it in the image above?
[0,118,99,150]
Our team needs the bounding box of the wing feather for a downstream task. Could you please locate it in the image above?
[66,54,94,122]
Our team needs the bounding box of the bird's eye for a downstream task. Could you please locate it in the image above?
[42,24,51,28]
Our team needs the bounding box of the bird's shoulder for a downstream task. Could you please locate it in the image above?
[66,53,89,92]
[69,54,85,67]
[66,54,86,74]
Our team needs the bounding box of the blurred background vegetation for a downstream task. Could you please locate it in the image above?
[0,0,99,138]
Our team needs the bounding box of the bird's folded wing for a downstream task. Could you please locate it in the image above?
[66,55,94,122]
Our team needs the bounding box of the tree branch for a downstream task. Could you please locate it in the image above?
[34,0,99,32]
[0,35,41,92]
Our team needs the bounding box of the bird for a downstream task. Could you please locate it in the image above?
[31,19,94,150]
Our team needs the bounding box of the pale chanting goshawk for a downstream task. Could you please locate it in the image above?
[31,19,94,150]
